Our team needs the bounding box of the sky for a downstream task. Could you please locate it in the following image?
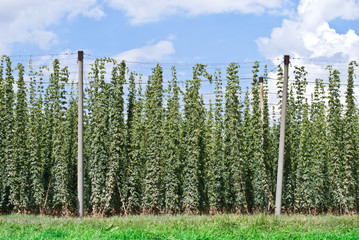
[3,0,359,111]
[2,0,359,64]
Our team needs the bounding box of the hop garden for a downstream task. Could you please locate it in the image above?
[0,55,359,216]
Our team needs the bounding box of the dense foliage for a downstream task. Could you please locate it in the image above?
[1,56,359,215]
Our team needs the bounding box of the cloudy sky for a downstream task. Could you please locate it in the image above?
[2,0,359,64]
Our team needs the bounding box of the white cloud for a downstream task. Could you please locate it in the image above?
[303,23,359,59]
[105,0,283,24]
[83,6,106,20]
[0,0,104,54]
[114,40,175,62]
[257,0,359,61]
[297,0,359,27]
[257,0,359,111]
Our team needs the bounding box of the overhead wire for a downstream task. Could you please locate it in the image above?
[7,53,359,104]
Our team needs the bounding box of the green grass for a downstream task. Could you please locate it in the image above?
[0,214,358,239]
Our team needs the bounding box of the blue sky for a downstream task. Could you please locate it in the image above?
[3,0,359,113]
[3,0,359,65]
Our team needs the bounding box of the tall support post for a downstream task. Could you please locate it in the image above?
[275,55,290,216]
[259,76,264,121]
[78,50,84,218]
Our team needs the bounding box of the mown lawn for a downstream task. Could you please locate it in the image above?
[0,214,358,239]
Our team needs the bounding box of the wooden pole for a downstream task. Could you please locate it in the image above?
[78,50,84,218]
[259,76,264,121]
[275,55,290,216]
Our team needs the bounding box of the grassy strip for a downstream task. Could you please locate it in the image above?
[0,214,358,239]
